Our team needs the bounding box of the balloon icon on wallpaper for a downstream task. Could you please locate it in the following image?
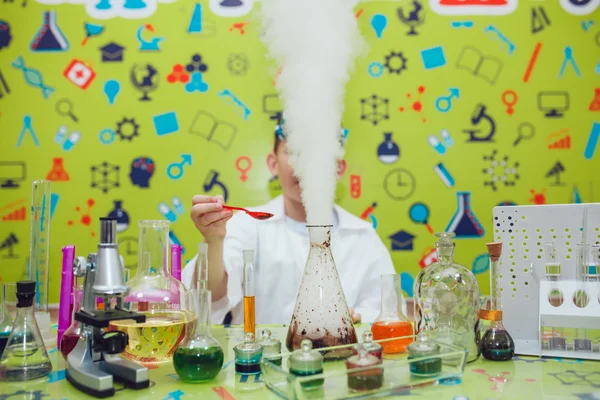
[371,14,387,39]
[103,80,120,105]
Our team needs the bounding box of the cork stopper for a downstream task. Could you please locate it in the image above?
[486,242,503,262]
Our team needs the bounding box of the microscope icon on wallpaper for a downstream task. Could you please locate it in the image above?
[462,104,496,142]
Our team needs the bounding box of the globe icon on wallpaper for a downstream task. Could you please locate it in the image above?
[130,63,159,101]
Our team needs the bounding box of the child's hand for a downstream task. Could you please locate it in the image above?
[190,195,233,243]
[349,308,362,324]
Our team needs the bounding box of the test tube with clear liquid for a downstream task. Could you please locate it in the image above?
[543,242,566,350]
[574,244,593,352]
[28,180,53,344]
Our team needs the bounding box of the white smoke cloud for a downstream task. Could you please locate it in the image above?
[35,0,176,20]
[259,0,365,225]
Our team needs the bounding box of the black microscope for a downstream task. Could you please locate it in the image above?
[463,103,496,142]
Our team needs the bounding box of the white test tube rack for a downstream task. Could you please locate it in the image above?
[492,203,600,361]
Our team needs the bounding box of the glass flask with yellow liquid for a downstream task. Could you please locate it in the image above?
[111,220,193,364]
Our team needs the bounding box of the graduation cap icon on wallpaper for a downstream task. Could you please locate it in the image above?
[100,42,124,62]
[81,23,104,46]
[30,11,69,52]
[389,230,415,251]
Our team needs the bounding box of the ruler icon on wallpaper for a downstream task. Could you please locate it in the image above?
[0,70,10,98]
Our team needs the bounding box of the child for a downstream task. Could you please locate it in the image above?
[182,119,405,324]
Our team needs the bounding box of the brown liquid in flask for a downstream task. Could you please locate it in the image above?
[286,225,357,358]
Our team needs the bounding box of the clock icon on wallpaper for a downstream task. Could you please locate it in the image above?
[118,236,138,268]
[384,168,416,200]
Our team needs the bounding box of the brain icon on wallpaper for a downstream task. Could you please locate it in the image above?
[35,0,176,19]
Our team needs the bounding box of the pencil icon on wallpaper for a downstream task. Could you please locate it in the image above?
[523,42,542,83]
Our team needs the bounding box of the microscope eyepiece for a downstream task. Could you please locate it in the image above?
[99,218,117,244]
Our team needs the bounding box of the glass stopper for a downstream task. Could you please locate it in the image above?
[262,329,272,339]
[363,331,373,343]
[301,339,313,353]
[245,332,255,344]
[357,344,368,359]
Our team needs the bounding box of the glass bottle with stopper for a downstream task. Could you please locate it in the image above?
[372,274,413,354]
[260,328,282,366]
[243,249,255,337]
[173,289,224,383]
[479,242,514,361]
[117,220,193,363]
[234,332,263,375]
[0,280,53,381]
[408,328,441,377]
[289,339,324,389]
[286,225,357,357]
[413,232,481,363]
[356,331,382,361]
[346,343,383,392]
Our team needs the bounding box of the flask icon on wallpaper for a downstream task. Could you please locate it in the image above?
[377,133,400,164]
[107,200,130,232]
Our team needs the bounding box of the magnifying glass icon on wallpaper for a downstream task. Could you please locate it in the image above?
[513,122,535,147]
[56,99,79,123]
[409,203,434,234]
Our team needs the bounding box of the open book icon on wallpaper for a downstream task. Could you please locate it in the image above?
[188,110,237,151]
[456,46,503,84]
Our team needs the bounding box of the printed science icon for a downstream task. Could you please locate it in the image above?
[389,230,416,251]
[430,0,517,16]
[209,0,254,17]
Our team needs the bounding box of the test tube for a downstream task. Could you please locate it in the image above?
[243,250,255,336]
[171,244,182,281]
[574,244,592,352]
[194,243,208,290]
[543,242,566,350]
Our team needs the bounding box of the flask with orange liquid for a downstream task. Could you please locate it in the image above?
[371,274,413,354]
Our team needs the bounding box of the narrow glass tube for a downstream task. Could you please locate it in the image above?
[574,244,592,351]
[243,250,255,336]
[194,243,209,290]
[29,180,51,314]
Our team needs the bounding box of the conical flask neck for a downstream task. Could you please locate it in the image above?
[308,225,332,247]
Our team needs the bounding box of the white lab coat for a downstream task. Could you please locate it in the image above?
[182,196,405,325]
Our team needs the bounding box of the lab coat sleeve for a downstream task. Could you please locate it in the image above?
[181,213,258,324]
[352,230,407,323]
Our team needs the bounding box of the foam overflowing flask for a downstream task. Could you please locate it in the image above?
[286,225,357,357]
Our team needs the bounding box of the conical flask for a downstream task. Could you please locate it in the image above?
[0,281,52,381]
[115,220,193,364]
[286,225,357,356]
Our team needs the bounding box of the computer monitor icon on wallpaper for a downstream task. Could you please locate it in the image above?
[0,162,26,188]
[538,91,570,118]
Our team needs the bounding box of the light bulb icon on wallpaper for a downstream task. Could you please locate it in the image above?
[371,14,387,39]
[103,79,120,105]
[377,132,400,164]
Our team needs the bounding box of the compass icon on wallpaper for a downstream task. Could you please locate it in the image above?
[384,168,416,200]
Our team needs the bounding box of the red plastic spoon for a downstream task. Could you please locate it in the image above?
[223,205,274,220]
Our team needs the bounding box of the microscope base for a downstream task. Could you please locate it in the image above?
[67,336,149,397]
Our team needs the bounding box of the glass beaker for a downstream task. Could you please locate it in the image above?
[414,232,481,363]
[173,289,224,382]
[116,220,193,363]
[59,286,83,360]
[0,283,16,354]
[286,225,357,357]
[0,281,52,381]
[372,274,413,354]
